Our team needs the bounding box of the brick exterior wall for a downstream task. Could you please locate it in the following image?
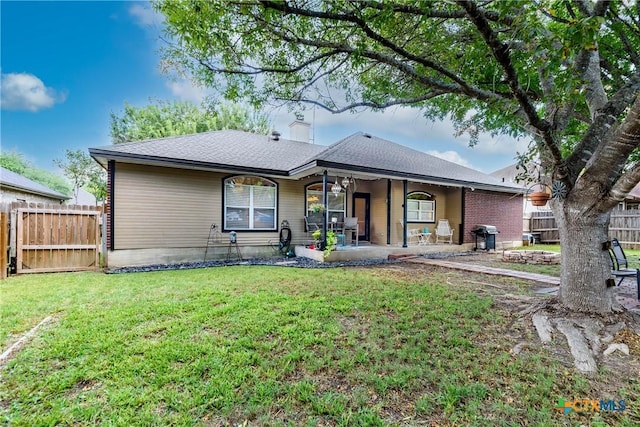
[462,189,523,244]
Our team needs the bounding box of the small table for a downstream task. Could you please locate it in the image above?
[418,233,432,245]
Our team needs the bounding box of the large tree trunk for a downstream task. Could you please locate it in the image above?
[554,200,616,313]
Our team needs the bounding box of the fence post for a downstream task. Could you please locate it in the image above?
[0,213,8,279]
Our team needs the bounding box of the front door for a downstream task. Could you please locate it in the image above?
[353,193,370,242]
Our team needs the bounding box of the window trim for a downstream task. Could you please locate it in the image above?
[407,191,435,223]
[305,182,346,224]
[223,175,278,232]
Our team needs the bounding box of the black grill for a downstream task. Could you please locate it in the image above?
[471,225,499,251]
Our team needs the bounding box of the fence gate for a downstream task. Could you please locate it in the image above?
[15,203,101,274]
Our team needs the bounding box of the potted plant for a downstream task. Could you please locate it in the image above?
[309,203,325,214]
[311,229,337,257]
[529,191,551,206]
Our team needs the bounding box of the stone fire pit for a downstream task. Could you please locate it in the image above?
[502,250,560,265]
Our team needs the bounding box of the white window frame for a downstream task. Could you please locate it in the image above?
[224,176,277,230]
[407,191,435,223]
[306,183,345,223]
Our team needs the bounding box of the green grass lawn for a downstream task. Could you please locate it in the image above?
[1,266,638,426]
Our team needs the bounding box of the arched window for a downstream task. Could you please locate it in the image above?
[306,183,345,224]
[224,176,277,230]
[407,191,435,223]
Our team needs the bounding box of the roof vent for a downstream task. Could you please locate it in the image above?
[363,133,372,138]
[271,131,281,141]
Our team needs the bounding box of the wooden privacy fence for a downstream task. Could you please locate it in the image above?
[1,213,8,279]
[530,210,640,248]
[12,202,102,274]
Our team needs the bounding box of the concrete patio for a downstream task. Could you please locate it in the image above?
[295,241,477,262]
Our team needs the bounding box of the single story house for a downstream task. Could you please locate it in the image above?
[0,166,69,205]
[89,119,525,267]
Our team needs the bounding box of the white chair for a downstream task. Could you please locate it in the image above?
[435,219,454,244]
[407,228,423,245]
[343,217,359,246]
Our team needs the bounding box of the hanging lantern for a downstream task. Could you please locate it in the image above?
[342,176,350,188]
[331,179,342,197]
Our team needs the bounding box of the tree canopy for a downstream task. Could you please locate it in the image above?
[54,149,107,204]
[110,99,271,143]
[155,0,640,314]
[1,151,71,196]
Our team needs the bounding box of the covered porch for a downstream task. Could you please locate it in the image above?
[299,169,465,251]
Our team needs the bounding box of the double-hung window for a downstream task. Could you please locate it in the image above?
[407,192,435,223]
[224,176,277,230]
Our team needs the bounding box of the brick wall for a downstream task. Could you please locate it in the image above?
[463,189,523,243]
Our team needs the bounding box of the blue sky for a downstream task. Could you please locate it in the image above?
[1,1,528,175]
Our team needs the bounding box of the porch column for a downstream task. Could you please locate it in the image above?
[403,179,408,248]
[322,170,328,248]
[386,179,391,245]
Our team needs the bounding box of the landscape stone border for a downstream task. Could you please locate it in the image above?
[502,250,561,265]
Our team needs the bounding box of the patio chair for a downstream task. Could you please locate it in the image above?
[343,217,359,246]
[609,238,640,298]
[435,219,454,244]
[304,216,320,239]
[407,228,423,245]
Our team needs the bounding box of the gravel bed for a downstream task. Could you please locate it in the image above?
[105,251,479,274]
[106,257,398,274]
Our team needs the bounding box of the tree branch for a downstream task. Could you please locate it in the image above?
[278,93,446,114]
[261,1,486,96]
[566,73,640,175]
[457,1,565,166]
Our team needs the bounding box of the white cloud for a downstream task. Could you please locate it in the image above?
[426,150,475,169]
[0,73,66,112]
[128,3,163,28]
[165,79,212,103]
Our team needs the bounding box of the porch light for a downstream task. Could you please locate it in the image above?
[341,176,357,193]
[331,179,342,197]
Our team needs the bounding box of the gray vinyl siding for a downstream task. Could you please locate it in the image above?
[114,164,220,249]
[113,163,312,249]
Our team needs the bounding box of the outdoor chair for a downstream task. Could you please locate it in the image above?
[435,219,454,244]
[304,216,320,239]
[343,217,359,246]
[609,238,640,299]
[407,228,423,245]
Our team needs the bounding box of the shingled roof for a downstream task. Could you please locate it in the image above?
[90,130,325,176]
[90,130,523,193]
[0,166,69,201]
[308,133,521,191]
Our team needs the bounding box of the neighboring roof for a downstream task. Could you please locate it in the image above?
[72,188,98,205]
[627,184,640,200]
[0,166,69,201]
[90,130,325,176]
[90,130,524,193]
[490,163,543,192]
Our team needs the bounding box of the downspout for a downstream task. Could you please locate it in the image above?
[322,170,328,249]
[108,160,115,251]
[460,188,466,245]
[403,179,408,248]
[386,179,391,245]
